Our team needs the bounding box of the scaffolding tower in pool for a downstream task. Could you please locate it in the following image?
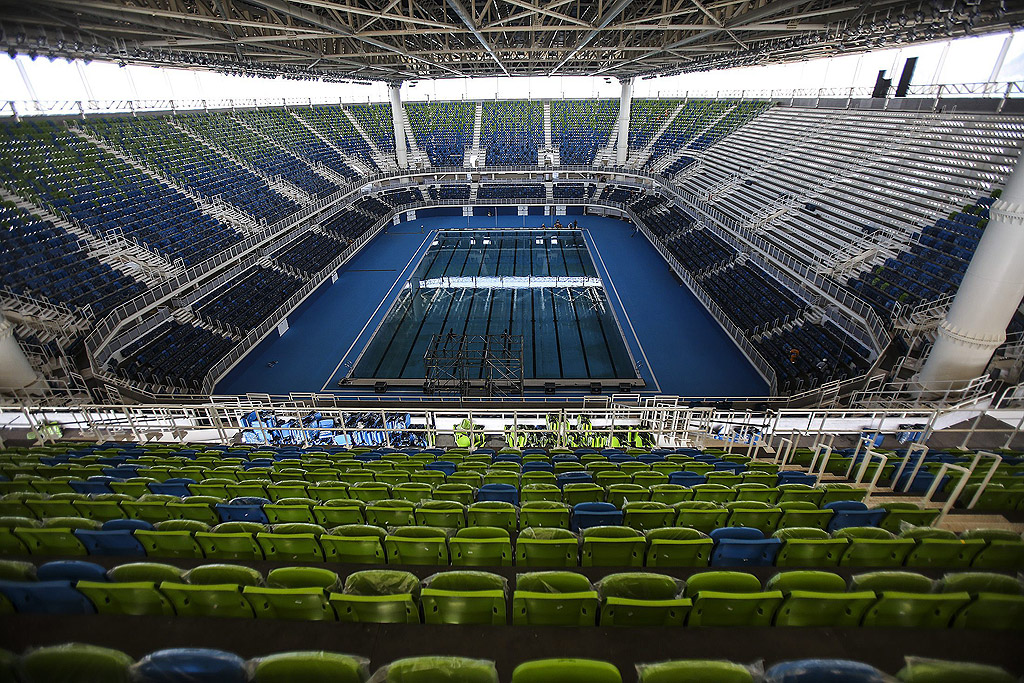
[423,333,524,397]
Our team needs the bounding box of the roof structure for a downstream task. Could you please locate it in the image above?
[1,0,1021,82]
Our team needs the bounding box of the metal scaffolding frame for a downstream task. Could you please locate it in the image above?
[423,332,524,397]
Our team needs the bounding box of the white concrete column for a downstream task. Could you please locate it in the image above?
[388,83,408,168]
[0,318,39,392]
[615,77,634,166]
[918,148,1024,385]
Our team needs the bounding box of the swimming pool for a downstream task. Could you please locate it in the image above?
[351,230,637,381]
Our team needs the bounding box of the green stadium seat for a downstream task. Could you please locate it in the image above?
[330,569,420,623]
[385,526,450,565]
[767,570,874,626]
[724,501,782,534]
[320,524,387,563]
[855,571,969,628]
[15,517,97,556]
[878,502,941,532]
[0,516,35,554]
[364,499,416,526]
[605,483,649,508]
[521,483,563,503]
[433,483,475,505]
[381,656,497,682]
[267,566,341,591]
[421,570,508,625]
[732,483,780,504]
[77,580,176,616]
[244,584,335,620]
[257,523,326,562]
[450,526,512,566]
[134,519,207,558]
[414,500,467,528]
[938,572,1024,630]
[250,651,369,683]
[819,483,869,505]
[637,659,756,683]
[581,526,645,567]
[772,526,847,566]
[108,562,185,583]
[19,643,134,683]
[622,501,674,531]
[648,484,693,505]
[195,521,265,560]
[520,501,570,529]
[836,527,915,567]
[263,499,317,524]
[512,571,599,626]
[647,528,712,565]
[511,658,620,683]
[673,501,729,533]
[900,527,985,567]
[895,657,1017,682]
[562,483,605,506]
[777,501,832,530]
[685,571,782,627]
[776,484,824,506]
[691,484,736,504]
[467,501,518,533]
[392,482,434,504]
[312,500,365,526]
[597,572,690,626]
[962,528,1024,570]
[160,581,255,618]
[514,527,580,567]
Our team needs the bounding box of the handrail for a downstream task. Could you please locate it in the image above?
[924,462,973,526]
[963,451,1004,510]
[860,451,890,505]
[889,443,930,493]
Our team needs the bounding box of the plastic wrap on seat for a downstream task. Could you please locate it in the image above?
[249,651,370,683]
[367,656,498,683]
[19,643,134,683]
[132,648,248,683]
[763,659,895,683]
[894,656,1017,683]
[636,658,762,683]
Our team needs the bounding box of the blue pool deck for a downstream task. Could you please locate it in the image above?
[214,214,768,397]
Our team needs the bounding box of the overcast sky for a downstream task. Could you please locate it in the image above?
[1,30,1021,110]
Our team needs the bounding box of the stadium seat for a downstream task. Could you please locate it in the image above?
[513,571,599,626]
[511,659,621,683]
[894,657,1017,682]
[257,523,326,562]
[450,526,512,566]
[773,527,848,566]
[521,484,563,503]
[433,483,475,505]
[414,500,467,527]
[878,502,941,532]
[0,579,95,614]
[37,559,108,582]
[836,527,915,567]
[520,501,570,529]
[856,571,970,628]
[581,526,645,566]
[19,643,134,683]
[514,527,580,567]
[195,521,265,560]
[963,528,1024,570]
[133,648,248,683]
[673,501,730,533]
[571,502,623,531]
[250,651,369,683]
[710,527,782,566]
[244,584,335,621]
[645,527,713,566]
[421,570,508,625]
[724,500,783,534]
[637,659,756,683]
[767,570,875,626]
[777,501,833,530]
[378,656,498,682]
[330,569,420,623]
[622,501,675,531]
[685,571,782,626]
[320,524,387,563]
[108,562,185,583]
[763,659,891,683]
[901,527,985,567]
[825,501,885,532]
[77,579,176,616]
[385,526,450,565]
[938,572,1024,630]
[597,572,690,626]
[467,501,518,532]
[134,519,207,558]
[160,581,255,619]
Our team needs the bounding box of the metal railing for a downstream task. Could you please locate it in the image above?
[2,81,1021,119]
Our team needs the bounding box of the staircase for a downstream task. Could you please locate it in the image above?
[342,108,397,173]
[538,101,559,166]
[289,112,374,176]
[593,127,618,167]
[464,102,485,167]
[168,119,314,205]
[396,106,429,169]
[630,103,684,169]
[1,289,93,341]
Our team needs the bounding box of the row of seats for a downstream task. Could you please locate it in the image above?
[552,182,596,199]
[5,511,1019,570]
[270,231,346,277]
[347,103,396,153]
[428,184,471,200]
[194,265,303,336]
[0,203,147,316]
[477,184,545,200]
[108,320,235,392]
[406,102,475,166]
[3,558,1020,629]
[83,116,302,225]
[233,109,359,182]
[4,645,1014,683]
[755,321,873,392]
[0,119,243,267]
[482,100,543,166]
[551,99,618,165]
[645,99,735,169]
[292,105,381,171]
[701,263,806,335]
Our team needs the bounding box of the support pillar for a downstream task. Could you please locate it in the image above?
[918,148,1024,385]
[388,82,408,168]
[615,77,633,166]
[0,318,39,393]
